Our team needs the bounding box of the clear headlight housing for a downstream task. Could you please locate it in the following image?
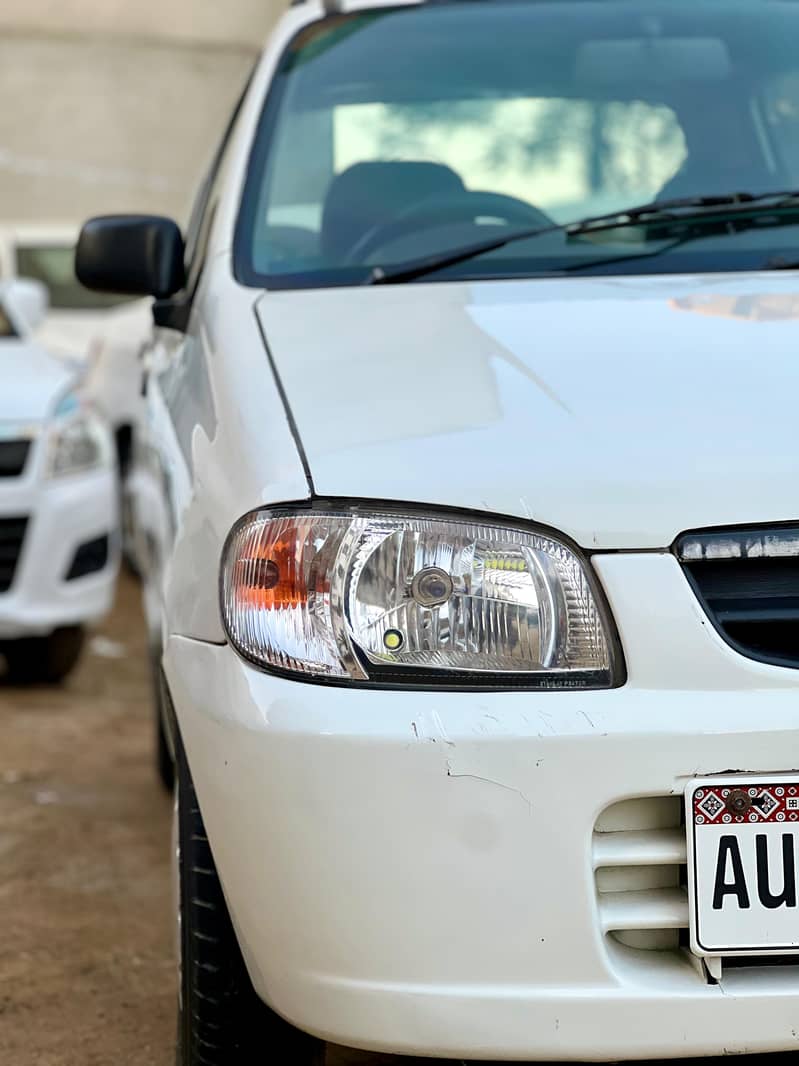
[47,392,113,479]
[221,506,620,689]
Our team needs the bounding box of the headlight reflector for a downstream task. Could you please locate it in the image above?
[221,507,618,688]
[47,397,113,478]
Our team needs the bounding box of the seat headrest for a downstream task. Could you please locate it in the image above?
[321,161,465,262]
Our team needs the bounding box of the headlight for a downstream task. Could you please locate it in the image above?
[47,394,113,478]
[220,505,621,689]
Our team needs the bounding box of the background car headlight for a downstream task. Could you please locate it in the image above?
[221,505,621,688]
[47,395,113,478]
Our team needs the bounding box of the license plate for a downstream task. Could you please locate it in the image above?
[687,776,799,955]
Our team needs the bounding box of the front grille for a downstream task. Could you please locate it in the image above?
[594,796,688,953]
[0,440,31,478]
[678,526,799,668]
[0,517,28,593]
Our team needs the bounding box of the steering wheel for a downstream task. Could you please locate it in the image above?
[345,191,554,264]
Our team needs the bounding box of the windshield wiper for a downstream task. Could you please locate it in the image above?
[366,220,564,285]
[565,189,799,236]
[366,189,799,285]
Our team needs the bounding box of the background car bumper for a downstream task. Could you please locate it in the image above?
[165,552,799,1059]
[0,467,119,637]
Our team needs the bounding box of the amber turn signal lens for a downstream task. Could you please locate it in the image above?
[234,525,309,610]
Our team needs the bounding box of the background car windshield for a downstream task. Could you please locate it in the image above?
[15,245,136,310]
[236,0,799,288]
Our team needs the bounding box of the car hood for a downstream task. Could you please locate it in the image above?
[0,338,75,422]
[256,272,799,550]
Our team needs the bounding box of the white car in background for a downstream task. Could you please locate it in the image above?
[82,296,153,567]
[0,278,118,683]
[0,223,129,358]
[0,223,152,563]
[77,0,799,1063]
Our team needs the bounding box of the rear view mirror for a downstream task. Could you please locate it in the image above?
[76,215,186,299]
[3,278,49,333]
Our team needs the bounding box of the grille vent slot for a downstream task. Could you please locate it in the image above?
[594,796,688,952]
[0,516,29,593]
[0,440,31,479]
[678,525,799,668]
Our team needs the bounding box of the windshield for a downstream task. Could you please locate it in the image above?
[235,0,799,289]
[15,245,136,310]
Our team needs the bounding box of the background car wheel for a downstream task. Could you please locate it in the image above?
[120,475,141,578]
[175,739,326,1066]
[0,626,85,685]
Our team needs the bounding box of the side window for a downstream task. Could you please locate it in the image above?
[182,69,255,294]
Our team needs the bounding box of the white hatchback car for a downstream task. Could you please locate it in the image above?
[0,225,155,573]
[76,0,799,1062]
[0,223,151,502]
[0,280,118,683]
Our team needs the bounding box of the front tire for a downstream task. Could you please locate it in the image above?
[120,475,141,578]
[150,652,174,793]
[157,713,175,793]
[1,626,85,684]
[175,741,325,1066]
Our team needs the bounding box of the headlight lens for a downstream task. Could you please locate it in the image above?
[221,506,619,688]
[47,396,113,478]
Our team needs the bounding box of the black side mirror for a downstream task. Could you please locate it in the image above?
[76,215,186,299]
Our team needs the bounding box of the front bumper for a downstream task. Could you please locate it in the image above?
[0,465,119,638]
[165,552,799,1060]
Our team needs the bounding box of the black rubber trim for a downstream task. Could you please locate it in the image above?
[0,440,31,478]
[218,495,626,692]
[0,515,29,594]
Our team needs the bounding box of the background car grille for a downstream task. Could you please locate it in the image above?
[0,440,31,478]
[0,517,29,593]
[677,526,799,668]
[594,796,688,953]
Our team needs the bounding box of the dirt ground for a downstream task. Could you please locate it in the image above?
[0,575,173,1065]
[0,575,789,1066]
[0,575,452,1066]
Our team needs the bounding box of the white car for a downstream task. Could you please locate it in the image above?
[0,223,150,486]
[76,0,799,1062]
[0,224,134,358]
[80,296,153,570]
[0,278,118,683]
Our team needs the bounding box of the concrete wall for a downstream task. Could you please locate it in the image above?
[0,2,285,224]
[0,0,277,47]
